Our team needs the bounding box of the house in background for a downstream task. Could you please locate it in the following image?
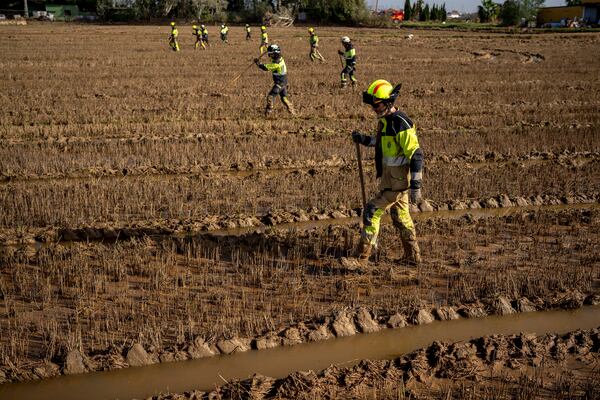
[537,0,600,26]
[45,4,80,21]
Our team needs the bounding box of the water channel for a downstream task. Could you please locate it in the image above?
[1,306,599,400]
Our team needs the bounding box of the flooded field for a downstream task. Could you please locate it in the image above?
[0,23,599,398]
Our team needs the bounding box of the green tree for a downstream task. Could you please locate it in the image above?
[404,0,412,20]
[441,2,447,20]
[498,0,520,24]
[420,3,430,20]
[478,0,500,22]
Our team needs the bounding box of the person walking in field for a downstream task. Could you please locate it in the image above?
[308,27,325,62]
[259,26,269,55]
[338,36,357,87]
[192,25,202,49]
[344,79,424,267]
[220,24,229,43]
[168,22,180,52]
[254,44,295,117]
[245,24,252,40]
[200,24,209,48]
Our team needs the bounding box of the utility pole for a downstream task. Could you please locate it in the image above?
[24,0,29,17]
[375,0,379,12]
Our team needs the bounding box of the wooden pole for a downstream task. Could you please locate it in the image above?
[355,143,367,211]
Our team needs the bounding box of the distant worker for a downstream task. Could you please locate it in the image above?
[259,25,269,55]
[192,25,202,49]
[347,80,423,267]
[200,24,209,48]
[338,36,357,87]
[245,24,251,40]
[308,27,325,62]
[254,44,295,117]
[168,22,180,52]
[220,24,229,43]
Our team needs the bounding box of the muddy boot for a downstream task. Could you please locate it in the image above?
[400,229,421,266]
[340,240,372,271]
[264,97,274,118]
[282,97,296,116]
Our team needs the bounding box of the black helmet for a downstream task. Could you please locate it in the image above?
[267,44,281,58]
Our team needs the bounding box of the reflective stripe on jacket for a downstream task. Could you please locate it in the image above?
[343,45,356,65]
[259,57,288,86]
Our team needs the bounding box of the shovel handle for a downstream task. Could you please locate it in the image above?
[355,142,367,211]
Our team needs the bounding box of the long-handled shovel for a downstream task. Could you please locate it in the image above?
[228,52,267,85]
[355,142,367,211]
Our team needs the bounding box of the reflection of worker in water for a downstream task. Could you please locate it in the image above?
[168,22,180,52]
[349,79,423,267]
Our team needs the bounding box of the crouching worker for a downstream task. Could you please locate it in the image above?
[346,79,424,267]
[254,44,295,117]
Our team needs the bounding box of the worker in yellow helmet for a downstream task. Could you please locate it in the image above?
[254,44,295,117]
[245,24,251,40]
[338,36,357,87]
[344,80,423,268]
[220,24,229,43]
[192,25,202,49]
[200,24,209,48]
[259,25,269,55]
[168,22,180,52]
[308,27,324,62]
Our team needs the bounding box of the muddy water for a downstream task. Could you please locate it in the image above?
[1,307,599,400]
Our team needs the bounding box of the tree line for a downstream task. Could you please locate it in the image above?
[402,0,448,22]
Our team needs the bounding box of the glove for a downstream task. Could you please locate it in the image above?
[351,130,364,144]
[253,58,260,64]
[410,188,421,203]
[410,180,422,203]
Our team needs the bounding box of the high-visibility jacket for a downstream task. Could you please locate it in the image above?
[170,28,179,38]
[220,27,228,36]
[246,26,251,33]
[343,44,356,66]
[258,56,287,86]
[261,32,268,44]
[201,27,208,37]
[310,34,319,47]
[192,27,200,37]
[362,110,422,191]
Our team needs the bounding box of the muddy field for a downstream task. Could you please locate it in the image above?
[0,23,599,392]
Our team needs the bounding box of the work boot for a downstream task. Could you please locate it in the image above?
[400,230,421,267]
[340,80,348,88]
[340,240,372,271]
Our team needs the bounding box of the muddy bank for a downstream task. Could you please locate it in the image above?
[0,193,597,246]
[155,327,600,400]
[1,293,598,385]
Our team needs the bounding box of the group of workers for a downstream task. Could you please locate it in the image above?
[167,22,423,268]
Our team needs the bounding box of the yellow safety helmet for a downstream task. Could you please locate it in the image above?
[170,22,175,26]
[261,25,266,31]
[308,27,314,33]
[363,79,402,106]
[192,25,197,29]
